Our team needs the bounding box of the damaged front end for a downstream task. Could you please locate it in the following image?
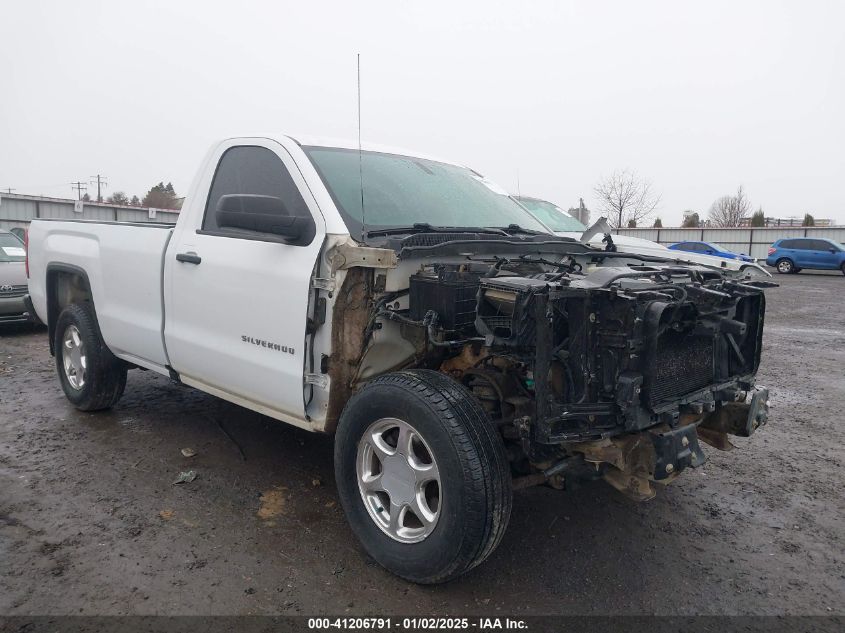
[401,259,772,500]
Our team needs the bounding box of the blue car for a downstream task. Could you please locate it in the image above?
[668,241,755,262]
[766,237,845,275]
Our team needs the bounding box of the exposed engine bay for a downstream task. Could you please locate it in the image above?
[327,238,773,501]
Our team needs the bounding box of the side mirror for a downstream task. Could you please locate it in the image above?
[830,248,837,254]
[215,194,313,241]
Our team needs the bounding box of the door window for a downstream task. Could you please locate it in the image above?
[202,146,315,244]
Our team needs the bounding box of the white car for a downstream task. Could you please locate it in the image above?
[26,135,771,583]
[0,229,29,324]
[515,196,771,278]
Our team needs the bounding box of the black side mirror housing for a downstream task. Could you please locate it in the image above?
[215,194,314,242]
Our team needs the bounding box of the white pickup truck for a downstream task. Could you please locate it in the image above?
[26,135,771,584]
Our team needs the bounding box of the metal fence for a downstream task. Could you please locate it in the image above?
[0,193,179,231]
[614,226,845,260]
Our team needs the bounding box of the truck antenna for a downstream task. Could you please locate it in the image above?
[357,53,367,242]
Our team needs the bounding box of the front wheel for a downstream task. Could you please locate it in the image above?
[775,258,794,274]
[841,263,845,276]
[54,303,127,411]
[334,370,512,584]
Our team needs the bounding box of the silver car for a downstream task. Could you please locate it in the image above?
[0,230,29,323]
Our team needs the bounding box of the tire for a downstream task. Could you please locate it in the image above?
[775,258,794,274]
[334,369,512,584]
[841,263,845,276]
[54,302,127,411]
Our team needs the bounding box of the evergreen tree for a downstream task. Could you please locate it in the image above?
[681,212,700,228]
[142,182,179,209]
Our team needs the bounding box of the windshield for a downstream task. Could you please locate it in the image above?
[303,147,549,236]
[515,197,586,232]
[706,242,731,252]
[0,233,26,262]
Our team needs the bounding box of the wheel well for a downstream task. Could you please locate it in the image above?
[46,267,94,355]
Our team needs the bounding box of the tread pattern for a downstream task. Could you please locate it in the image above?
[343,369,512,583]
[55,303,127,411]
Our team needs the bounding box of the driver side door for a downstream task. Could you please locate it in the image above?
[164,141,325,426]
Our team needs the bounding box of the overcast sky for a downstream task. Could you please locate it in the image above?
[2,0,843,226]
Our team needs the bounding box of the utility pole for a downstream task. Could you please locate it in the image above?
[90,174,108,202]
[70,181,88,200]
[2,187,15,194]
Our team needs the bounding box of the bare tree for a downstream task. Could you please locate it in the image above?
[593,169,660,228]
[708,186,751,227]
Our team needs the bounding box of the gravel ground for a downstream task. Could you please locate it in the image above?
[1,272,843,616]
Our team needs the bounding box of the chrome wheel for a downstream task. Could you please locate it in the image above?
[356,417,441,543]
[62,325,87,390]
[777,260,792,274]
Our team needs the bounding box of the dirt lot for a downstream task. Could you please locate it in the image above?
[1,272,843,616]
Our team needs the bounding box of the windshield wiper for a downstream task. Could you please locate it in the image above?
[366,223,509,238]
[494,224,548,236]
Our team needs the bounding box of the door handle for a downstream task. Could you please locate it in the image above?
[176,252,202,265]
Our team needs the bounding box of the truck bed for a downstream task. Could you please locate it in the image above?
[27,219,174,370]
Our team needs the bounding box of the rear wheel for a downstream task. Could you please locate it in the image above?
[334,369,512,584]
[54,303,127,411]
[775,258,794,274]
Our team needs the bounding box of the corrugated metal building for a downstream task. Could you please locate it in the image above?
[0,193,179,231]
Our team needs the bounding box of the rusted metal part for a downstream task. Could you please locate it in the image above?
[573,433,655,478]
[325,267,372,433]
[511,473,547,490]
[510,456,586,490]
[699,388,769,438]
[439,344,489,376]
[698,427,735,451]
[327,241,397,272]
[603,468,655,502]
[565,422,707,501]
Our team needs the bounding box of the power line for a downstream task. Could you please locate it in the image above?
[90,174,108,202]
[2,187,15,194]
[70,181,88,200]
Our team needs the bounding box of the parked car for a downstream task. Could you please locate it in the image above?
[516,196,770,277]
[766,237,845,275]
[26,135,771,583]
[668,241,755,262]
[0,229,29,323]
[9,227,26,243]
